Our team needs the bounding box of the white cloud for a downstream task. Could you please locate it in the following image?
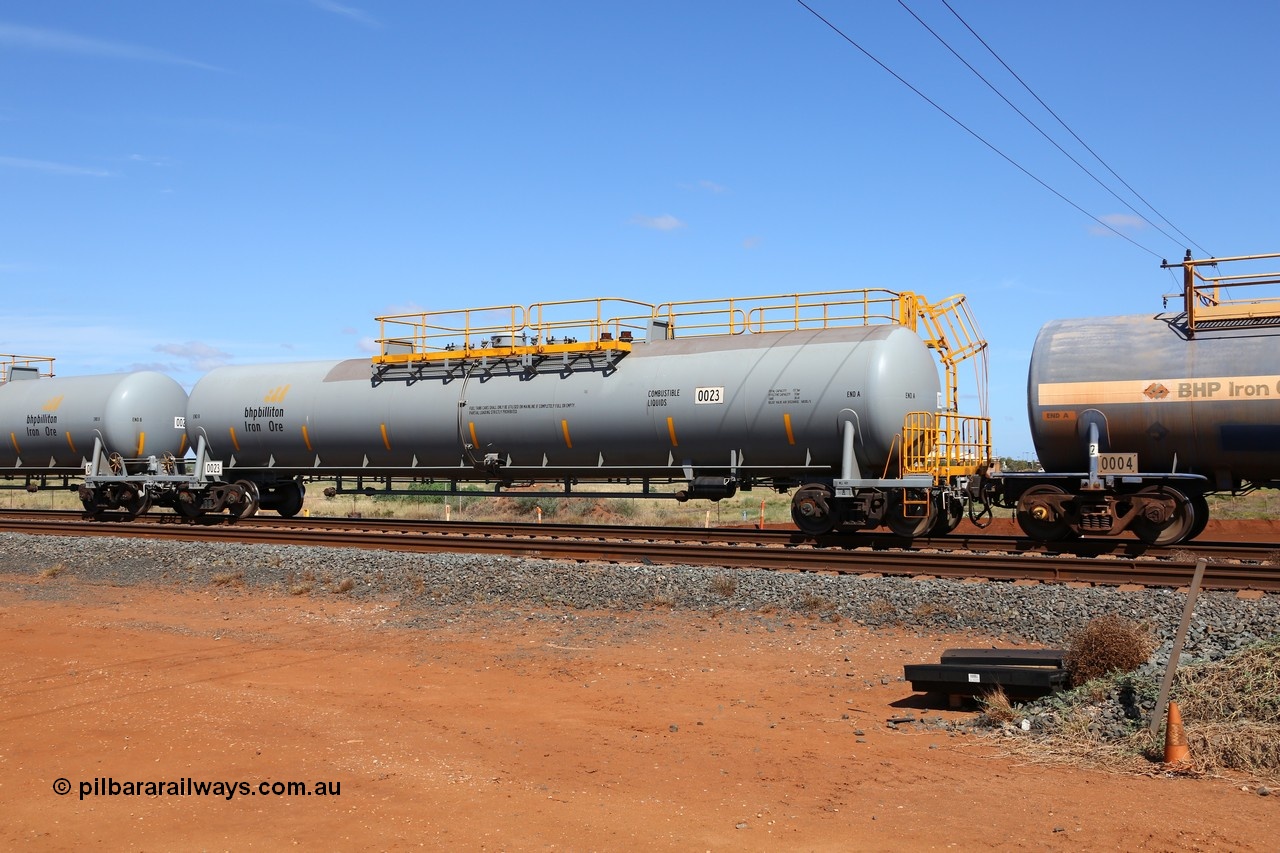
[0,155,113,177]
[379,302,428,315]
[128,153,174,167]
[308,0,380,27]
[678,179,729,194]
[1089,213,1148,237]
[630,214,686,232]
[0,21,222,71]
[153,341,233,372]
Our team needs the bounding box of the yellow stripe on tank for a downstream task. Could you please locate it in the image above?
[468,421,479,447]
[561,419,573,449]
[380,423,391,451]
[65,432,77,455]
[179,433,188,455]
[9,433,20,455]
[136,432,146,457]
[783,413,796,445]
[229,426,240,452]
[666,417,678,447]
[301,424,313,452]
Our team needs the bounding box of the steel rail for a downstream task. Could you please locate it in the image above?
[2,509,1277,564]
[1,515,1275,592]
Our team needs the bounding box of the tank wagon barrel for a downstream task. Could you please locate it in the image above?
[162,288,991,530]
[983,251,1280,545]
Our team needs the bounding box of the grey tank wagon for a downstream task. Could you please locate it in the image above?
[176,288,992,535]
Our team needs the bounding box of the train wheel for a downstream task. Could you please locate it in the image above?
[80,495,104,520]
[791,483,836,536]
[228,480,260,520]
[1186,494,1210,542]
[929,494,964,536]
[275,481,305,518]
[1130,486,1194,546]
[119,486,151,521]
[175,490,204,520]
[885,490,938,538]
[1016,485,1072,541]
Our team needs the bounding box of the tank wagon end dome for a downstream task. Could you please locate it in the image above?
[0,370,188,468]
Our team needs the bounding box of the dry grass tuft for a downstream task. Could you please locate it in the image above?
[797,593,835,615]
[211,570,245,588]
[709,574,737,597]
[331,577,356,594]
[650,585,677,608]
[863,599,897,621]
[289,583,313,596]
[1165,638,1280,776]
[1175,640,1280,724]
[1064,615,1155,686]
[39,563,68,580]
[1184,721,1280,774]
[912,601,958,621]
[977,685,1018,726]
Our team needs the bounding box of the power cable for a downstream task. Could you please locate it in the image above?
[793,0,1164,258]
[938,0,1209,257]
[898,0,1191,254]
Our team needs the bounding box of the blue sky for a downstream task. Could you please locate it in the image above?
[2,1,1277,459]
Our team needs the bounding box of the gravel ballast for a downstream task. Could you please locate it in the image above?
[3,532,1276,671]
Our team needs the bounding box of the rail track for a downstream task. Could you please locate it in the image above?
[1,509,1276,592]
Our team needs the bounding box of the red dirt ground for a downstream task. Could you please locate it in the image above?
[1,521,1277,850]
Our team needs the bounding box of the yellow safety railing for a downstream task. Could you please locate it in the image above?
[652,288,904,337]
[1163,251,1280,337]
[904,292,990,419]
[1,354,55,383]
[374,298,652,364]
[900,411,992,481]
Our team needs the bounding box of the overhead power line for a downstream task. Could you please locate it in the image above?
[937,0,1209,257]
[899,0,1203,256]
[792,0,1166,259]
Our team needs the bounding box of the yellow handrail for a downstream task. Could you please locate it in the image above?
[1,354,56,383]
[1164,251,1280,336]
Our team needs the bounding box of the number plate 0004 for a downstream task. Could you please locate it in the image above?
[1096,452,1137,474]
